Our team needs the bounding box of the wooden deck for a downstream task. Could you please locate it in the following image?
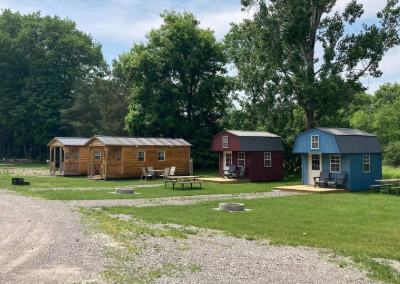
[201,178,250,184]
[88,175,103,181]
[273,185,349,194]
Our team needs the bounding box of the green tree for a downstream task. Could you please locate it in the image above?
[373,105,399,148]
[226,0,400,129]
[118,10,232,167]
[0,9,103,159]
[350,110,374,134]
[384,140,400,166]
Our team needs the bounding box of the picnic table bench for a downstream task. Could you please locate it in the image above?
[164,176,202,189]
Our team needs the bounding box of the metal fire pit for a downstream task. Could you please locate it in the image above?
[115,188,134,194]
[219,203,245,211]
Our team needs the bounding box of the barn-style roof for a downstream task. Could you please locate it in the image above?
[219,130,284,152]
[299,128,382,154]
[86,136,192,146]
[47,137,90,146]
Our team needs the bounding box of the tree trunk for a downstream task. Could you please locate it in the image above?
[305,108,314,130]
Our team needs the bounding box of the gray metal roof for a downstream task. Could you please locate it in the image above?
[225,130,280,137]
[238,136,284,152]
[317,128,375,136]
[87,136,192,146]
[47,137,90,146]
[335,136,382,154]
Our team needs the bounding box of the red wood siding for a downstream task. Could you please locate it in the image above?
[218,151,284,182]
[211,131,242,152]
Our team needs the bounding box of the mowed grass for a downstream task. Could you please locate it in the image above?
[103,193,400,283]
[0,169,301,200]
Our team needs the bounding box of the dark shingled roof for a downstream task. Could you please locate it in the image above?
[223,130,284,152]
[316,128,382,154]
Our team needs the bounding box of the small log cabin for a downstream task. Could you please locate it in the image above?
[211,130,284,182]
[85,136,192,180]
[47,137,90,176]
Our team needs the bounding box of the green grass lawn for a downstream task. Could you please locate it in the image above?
[383,166,400,179]
[102,193,400,283]
[0,169,301,200]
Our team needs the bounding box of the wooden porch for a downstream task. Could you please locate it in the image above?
[273,185,349,194]
[201,177,250,184]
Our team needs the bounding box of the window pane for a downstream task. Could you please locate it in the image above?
[312,154,320,170]
[138,152,145,161]
[158,152,165,161]
[94,151,101,160]
[225,153,232,166]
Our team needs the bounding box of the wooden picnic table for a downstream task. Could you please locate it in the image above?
[375,179,400,195]
[164,176,201,189]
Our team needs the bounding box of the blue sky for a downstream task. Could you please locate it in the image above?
[0,0,399,95]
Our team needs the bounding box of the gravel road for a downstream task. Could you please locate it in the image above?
[0,189,106,284]
[67,190,302,208]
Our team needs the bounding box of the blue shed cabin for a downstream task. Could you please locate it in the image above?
[293,128,382,191]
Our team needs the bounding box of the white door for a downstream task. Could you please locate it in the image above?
[308,153,322,185]
[223,151,232,171]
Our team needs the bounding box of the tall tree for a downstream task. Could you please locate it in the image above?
[0,10,103,158]
[226,0,400,129]
[118,10,232,166]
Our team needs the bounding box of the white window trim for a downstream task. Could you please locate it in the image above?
[222,136,229,148]
[311,135,319,149]
[158,151,165,161]
[94,151,101,160]
[238,152,245,167]
[330,155,341,173]
[363,155,370,173]
[264,152,271,167]
[138,151,145,162]
[225,152,232,167]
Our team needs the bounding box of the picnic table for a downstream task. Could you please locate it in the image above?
[164,175,202,189]
[374,179,400,195]
[152,169,165,179]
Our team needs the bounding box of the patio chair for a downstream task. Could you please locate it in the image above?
[160,167,170,180]
[327,172,346,189]
[170,166,176,176]
[147,166,157,178]
[313,171,329,188]
[232,165,246,179]
[223,165,236,179]
[141,167,155,181]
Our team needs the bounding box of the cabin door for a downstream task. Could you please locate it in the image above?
[223,151,232,172]
[308,153,322,185]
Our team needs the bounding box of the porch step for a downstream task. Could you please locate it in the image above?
[88,175,103,181]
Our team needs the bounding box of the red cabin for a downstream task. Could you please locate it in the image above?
[210,130,284,182]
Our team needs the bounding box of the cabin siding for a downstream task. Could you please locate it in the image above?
[302,154,308,185]
[250,151,283,182]
[349,154,382,191]
[211,131,242,152]
[293,129,340,154]
[79,147,89,175]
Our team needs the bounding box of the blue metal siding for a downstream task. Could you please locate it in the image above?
[293,130,340,154]
[349,154,382,191]
[321,154,350,189]
[302,154,308,185]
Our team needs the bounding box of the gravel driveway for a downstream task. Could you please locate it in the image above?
[0,189,105,284]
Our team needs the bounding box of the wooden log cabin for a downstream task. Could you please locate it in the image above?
[47,137,90,176]
[85,136,192,180]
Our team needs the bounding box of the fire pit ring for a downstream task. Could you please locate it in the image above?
[115,188,134,194]
[219,203,245,211]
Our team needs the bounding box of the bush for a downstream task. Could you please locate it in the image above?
[383,141,400,167]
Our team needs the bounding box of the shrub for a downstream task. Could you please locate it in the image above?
[383,141,400,167]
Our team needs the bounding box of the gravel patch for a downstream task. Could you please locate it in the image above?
[1,168,50,177]
[0,189,107,284]
[106,214,374,284]
[67,190,302,208]
[30,184,163,191]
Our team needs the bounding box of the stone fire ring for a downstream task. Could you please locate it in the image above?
[219,203,245,212]
[115,188,134,194]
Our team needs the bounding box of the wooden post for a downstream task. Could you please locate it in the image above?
[121,147,124,178]
[49,147,52,173]
[104,146,109,180]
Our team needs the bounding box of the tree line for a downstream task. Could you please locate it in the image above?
[1,0,400,171]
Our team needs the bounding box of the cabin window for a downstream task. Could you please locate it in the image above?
[311,154,320,170]
[264,152,271,167]
[158,151,165,161]
[65,152,69,160]
[311,135,319,149]
[330,155,341,173]
[116,152,121,162]
[75,152,79,160]
[225,153,232,167]
[363,155,370,173]
[222,136,228,148]
[94,151,101,160]
[238,152,245,167]
[138,151,145,162]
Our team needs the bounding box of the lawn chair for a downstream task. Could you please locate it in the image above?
[313,171,329,188]
[160,167,170,180]
[147,166,157,178]
[141,167,155,181]
[170,166,176,176]
[327,172,346,189]
[232,165,246,179]
[223,165,236,179]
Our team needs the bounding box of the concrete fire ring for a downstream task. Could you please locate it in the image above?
[115,188,134,194]
[219,203,245,211]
